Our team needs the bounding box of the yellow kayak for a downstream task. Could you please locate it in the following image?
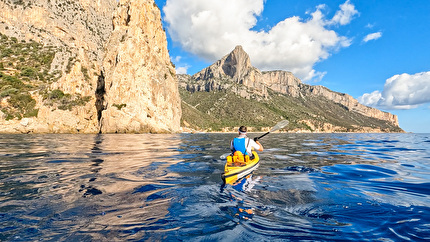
[222,151,260,185]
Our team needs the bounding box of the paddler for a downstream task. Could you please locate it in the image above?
[230,126,263,160]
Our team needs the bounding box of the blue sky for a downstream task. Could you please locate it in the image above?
[154,0,430,133]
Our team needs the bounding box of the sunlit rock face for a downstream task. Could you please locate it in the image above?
[0,0,181,133]
[101,0,181,133]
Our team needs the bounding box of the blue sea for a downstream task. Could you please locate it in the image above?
[0,133,429,241]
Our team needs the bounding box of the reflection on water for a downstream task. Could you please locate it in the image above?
[0,134,183,241]
[0,133,429,241]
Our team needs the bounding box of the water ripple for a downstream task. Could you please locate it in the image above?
[0,133,429,241]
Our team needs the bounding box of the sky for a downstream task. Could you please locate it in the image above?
[154,0,430,133]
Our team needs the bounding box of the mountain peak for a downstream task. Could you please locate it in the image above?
[193,45,256,85]
[230,45,247,57]
[221,45,252,79]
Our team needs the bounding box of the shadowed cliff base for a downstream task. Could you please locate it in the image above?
[95,71,106,133]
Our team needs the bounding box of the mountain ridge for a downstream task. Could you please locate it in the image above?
[179,46,402,133]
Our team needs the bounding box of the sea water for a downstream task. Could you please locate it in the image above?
[0,133,429,241]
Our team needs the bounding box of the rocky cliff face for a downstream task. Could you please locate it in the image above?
[181,46,399,128]
[0,0,181,133]
[188,46,267,98]
[101,0,181,133]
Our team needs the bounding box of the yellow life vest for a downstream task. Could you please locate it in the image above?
[226,150,250,166]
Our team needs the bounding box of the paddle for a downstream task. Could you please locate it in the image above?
[219,120,289,159]
[254,120,289,141]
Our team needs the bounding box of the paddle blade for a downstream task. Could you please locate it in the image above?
[270,120,289,132]
[220,152,231,159]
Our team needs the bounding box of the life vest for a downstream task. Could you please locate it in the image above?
[228,138,251,166]
[232,137,249,155]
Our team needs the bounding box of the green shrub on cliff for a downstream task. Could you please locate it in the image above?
[0,74,26,90]
[1,93,38,120]
[113,103,127,110]
[0,33,59,84]
[0,33,66,120]
[47,89,66,99]
[43,89,91,111]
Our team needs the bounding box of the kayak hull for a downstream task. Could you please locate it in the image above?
[222,151,259,185]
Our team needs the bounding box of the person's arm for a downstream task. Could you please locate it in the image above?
[249,138,263,152]
[255,140,264,151]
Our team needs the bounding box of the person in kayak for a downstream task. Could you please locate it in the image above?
[230,126,263,160]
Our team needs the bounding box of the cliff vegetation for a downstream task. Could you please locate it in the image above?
[180,86,403,133]
[0,33,90,121]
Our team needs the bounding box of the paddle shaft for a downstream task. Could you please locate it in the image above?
[255,120,289,140]
[257,132,270,140]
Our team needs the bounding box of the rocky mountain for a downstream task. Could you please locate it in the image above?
[179,46,403,133]
[0,0,181,133]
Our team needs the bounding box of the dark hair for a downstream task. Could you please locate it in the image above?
[239,126,247,133]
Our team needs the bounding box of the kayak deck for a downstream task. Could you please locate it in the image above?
[222,151,259,185]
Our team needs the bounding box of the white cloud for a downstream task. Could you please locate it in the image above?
[359,72,430,110]
[173,56,182,62]
[163,0,358,81]
[176,65,190,74]
[365,23,375,29]
[329,0,359,25]
[363,32,382,42]
[171,55,189,74]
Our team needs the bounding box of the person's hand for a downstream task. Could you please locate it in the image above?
[254,137,259,142]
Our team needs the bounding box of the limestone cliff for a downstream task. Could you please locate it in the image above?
[0,0,181,133]
[101,0,181,133]
[180,46,401,132]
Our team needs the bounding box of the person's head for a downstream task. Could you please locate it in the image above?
[238,126,247,135]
